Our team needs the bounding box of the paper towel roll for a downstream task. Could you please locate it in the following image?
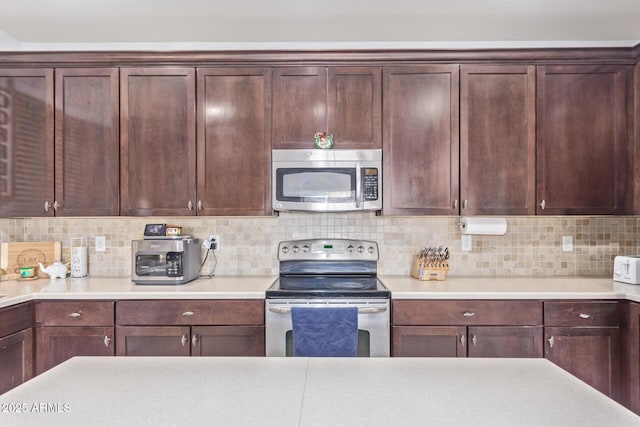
[460,217,507,235]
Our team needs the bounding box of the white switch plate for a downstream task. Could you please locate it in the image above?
[95,236,106,252]
[562,235,573,252]
[461,235,472,251]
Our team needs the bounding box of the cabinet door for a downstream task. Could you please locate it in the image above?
[192,326,265,356]
[328,67,382,149]
[196,67,271,215]
[392,326,466,357]
[545,326,620,400]
[0,328,33,395]
[537,65,628,215]
[115,326,191,356]
[467,326,543,358]
[626,303,640,414]
[35,326,114,374]
[120,67,196,216]
[460,65,536,215]
[54,68,119,216]
[0,68,54,217]
[272,67,327,148]
[382,65,460,215]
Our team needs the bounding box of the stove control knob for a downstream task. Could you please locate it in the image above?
[357,245,365,253]
[368,246,375,254]
[281,246,289,254]
[292,245,300,253]
[346,245,354,253]
[302,245,310,253]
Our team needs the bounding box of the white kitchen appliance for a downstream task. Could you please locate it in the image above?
[70,237,88,278]
[613,256,640,284]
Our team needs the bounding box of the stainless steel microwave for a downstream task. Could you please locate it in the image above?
[272,149,382,212]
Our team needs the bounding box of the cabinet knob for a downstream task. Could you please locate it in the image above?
[460,334,465,347]
[104,336,111,348]
[192,334,199,347]
[188,201,193,211]
[463,200,468,209]
[67,312,82,318]
[181,334,188,347]
[578,313,592,319]
[540,199,546,210]
[471,335,478,347]
[53,201,60,211]
[453,200,458,210]
[197,200,203,211]
[547,336,555,348]
[44,201,51,212]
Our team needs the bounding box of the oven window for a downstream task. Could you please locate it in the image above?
[277,168,355,202]
[285,330,370,357]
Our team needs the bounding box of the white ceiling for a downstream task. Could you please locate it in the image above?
[0,0,639,51]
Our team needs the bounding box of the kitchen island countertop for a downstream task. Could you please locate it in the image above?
[0,356,637,427]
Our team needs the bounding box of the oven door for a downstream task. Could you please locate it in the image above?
[265,299,390,357]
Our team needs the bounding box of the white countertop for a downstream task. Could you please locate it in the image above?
[3,275,640,309]
[0,276,276,308]
[379,275,640,303]
[0,356,637,427]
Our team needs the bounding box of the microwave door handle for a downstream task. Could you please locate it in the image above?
[355,162,362,209]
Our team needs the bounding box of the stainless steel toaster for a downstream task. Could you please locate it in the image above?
[132,237,201,285]
[613,256,640,285]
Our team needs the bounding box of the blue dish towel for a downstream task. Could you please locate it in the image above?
[291,307,358,357]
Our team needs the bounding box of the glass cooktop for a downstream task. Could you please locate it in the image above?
[266,276,390,299]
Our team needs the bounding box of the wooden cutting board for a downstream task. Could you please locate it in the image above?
[1,241,62,279]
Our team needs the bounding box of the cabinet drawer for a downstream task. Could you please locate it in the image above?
[392,300,542,326]
[544,301,619,327]
[116,300,264,326]
[35,301,114,326]
[0,302,33,337]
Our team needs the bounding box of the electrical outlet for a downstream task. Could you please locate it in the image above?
[562,235,573,252]
[461,235,472,251]
[95,236,106,252]
[208,234,220,250]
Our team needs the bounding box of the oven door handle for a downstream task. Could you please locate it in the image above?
[268,306,387,314]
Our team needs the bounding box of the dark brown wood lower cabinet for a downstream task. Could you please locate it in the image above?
[115,326,265,357]
[192,326,265,357]
[467,326,543,358]
[35,326,114,375]
[392,326,465,357]
[545,326,620,400]
[392,325,542,358]
[627,303,640,414]
[0,328,33,395]
[115,326,191,356]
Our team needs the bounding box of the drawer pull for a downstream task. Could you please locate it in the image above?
[181,334,188,347]
[67,312,82,318]
[547,336,555,348]
[578,313,592,319]
[463,311,475,317]
[182,311,195,317]
[104,336,111,348]
[192,334,199,346]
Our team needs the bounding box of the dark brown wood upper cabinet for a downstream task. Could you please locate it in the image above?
[536,65,628,215]
[382,65,460,215]
[196,67,271,216]
[0,68,54,218]
[54,68,120,216]
[272,66,381,149]
[460,65,536,215]
[120,67,196,216]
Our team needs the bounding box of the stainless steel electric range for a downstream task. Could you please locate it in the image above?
[265,238,390,357]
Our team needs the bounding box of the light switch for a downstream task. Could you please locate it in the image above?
[95,236,106,252]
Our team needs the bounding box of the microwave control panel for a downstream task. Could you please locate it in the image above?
[362,168,379,201]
